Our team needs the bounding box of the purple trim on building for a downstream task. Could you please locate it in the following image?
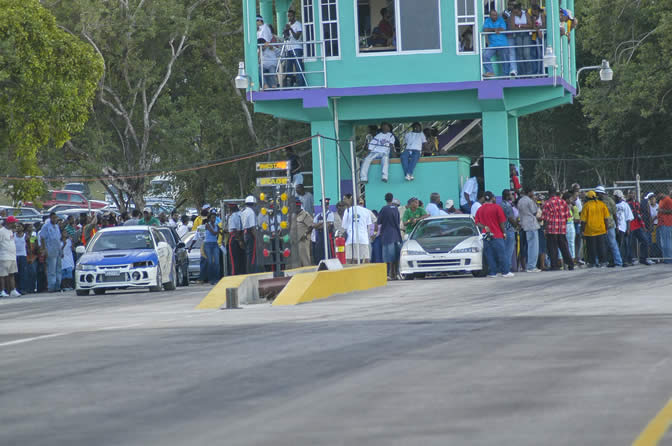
[247,77,576,108]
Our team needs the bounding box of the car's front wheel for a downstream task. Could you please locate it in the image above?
[472,254,489,277]
[93,288,106,295]
[76,289,89,296]
[401,273,415,280]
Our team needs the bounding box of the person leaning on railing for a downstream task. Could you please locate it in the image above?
[482,9,517,78]
[508,4,533,76]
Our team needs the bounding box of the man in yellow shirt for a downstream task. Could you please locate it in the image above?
[581,190,610,267]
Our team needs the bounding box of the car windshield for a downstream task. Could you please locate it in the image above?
[412,218,479,252]
[89,230,155,252]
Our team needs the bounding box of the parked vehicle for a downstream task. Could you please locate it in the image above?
[46,204,84,214]
[182,231,202,280]
[155,226,189,287]
[63,182,91,198]
[74,226,177,295]
[0,206,42,224]
[27,190,107,210]
[399,215,485,280]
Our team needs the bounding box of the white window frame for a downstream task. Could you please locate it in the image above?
[354,0,443,57]
[319,0,341,60]
[456,0,479,55]
[301,0,317,60]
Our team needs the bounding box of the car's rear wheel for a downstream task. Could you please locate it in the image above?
[177,263,189,287]
[164,263,177,291]
[149,268,162,292]
[76,289,89,296]
[401,273,415,280]
[93,288,106,295]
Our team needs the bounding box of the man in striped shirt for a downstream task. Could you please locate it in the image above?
[542,188,574,271]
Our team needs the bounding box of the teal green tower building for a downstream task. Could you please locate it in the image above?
[242,0,576,209]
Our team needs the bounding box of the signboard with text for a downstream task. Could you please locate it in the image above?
[256,177,290,186]
[256,161,289,172]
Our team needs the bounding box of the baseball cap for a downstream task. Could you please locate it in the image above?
[5,216,17,224]
[391,198,401,206]
[595,185,606,194]
[245,195,256,204]
[586,191,597,199]
[645,192,655,200]
[201,204,211,210]
[445,199,454,209]
[614,190,624,199]
[143,206,152,213]
[256,15,264,21]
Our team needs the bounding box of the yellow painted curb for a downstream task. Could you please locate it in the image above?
[196,266,317,309]
[272,263,387,306]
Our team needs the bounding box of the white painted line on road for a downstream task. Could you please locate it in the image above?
[0,332,71,347]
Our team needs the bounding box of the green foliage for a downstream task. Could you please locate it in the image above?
[0,0,103,204]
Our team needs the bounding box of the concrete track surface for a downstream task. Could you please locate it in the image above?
[2,265,672,446]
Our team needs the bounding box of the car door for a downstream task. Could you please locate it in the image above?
[152,229,172,282]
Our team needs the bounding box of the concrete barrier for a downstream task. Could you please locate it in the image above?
[196,267,316,309]
[272,263,387,306]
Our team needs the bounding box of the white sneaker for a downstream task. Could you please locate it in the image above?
[410,175,415,180]
[502,272,515,278]
[0,290,8,298]
[405,174,411,181]
[9,289,21,297]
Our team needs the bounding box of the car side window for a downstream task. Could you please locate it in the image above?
[71,194,85,203]
[55,193,69,201]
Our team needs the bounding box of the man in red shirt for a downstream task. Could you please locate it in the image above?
[475,191,512,277]
[542,188,575,271]
[657,193,672,264]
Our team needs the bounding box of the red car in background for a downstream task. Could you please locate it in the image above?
[26,190,107,210]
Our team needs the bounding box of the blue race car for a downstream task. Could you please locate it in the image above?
[75,226,177,295]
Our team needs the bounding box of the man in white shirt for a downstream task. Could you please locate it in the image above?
[256,16,279,89]
[176,215,190,239]
[470,191,485,218]
[0,217,21,297]
[461,174,479,214]
[614,190,634,267]
[295,184,314,216]
[425,192,442,217]
[256,15,273,43]
[360,122,395,184]
[283,9,305,87]
[240,196,258,273]
[341,202,373,264]
[400,122,427,181]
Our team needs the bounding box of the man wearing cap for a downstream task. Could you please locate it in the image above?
[226,204,245,275]
[192,204,210,231]
[256,15,273,44]
[40,212,63,292]
[241,196,258,273]
[138,207,160,226]
[292,200,313,267]
[283,9,305,88]
[312,198,334,263]
[475,191,513,277]
[581,191,610,267]
[613,190,633,266]
[595,186,622,267]
[0,216,21,297]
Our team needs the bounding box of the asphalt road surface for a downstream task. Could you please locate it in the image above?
[2,265,672,446]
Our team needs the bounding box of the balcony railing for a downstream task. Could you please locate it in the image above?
[479,29,549,80]
[258,40,327,91]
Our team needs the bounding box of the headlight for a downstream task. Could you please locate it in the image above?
[451,247,479,254]
[132,261,155,268]
[76,264,96,271]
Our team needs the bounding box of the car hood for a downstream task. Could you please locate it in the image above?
[411,235,481,254]
[79,250,158,266]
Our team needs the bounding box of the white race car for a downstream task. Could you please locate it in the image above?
[75,226,177,295]
[400,215,485,279]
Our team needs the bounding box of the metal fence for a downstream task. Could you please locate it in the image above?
[258,40,327,90]
[479,29,548,80]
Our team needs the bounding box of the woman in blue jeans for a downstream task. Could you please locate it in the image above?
[203,213,222,285]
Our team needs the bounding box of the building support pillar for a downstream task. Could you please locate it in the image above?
[275,0,292,36]
[309,121,355,208]
[259,0,273,28]
[482,111,518,197]
[507,114,520,186]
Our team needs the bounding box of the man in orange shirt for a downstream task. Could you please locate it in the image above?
[657,193,672,264]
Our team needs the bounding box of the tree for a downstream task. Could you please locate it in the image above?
[0,0,103,204]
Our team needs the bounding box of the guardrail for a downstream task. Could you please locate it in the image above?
[479,29,548,80]
[258,40,327,90]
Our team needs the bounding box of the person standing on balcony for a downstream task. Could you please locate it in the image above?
[400,122,426,181]
[360,122,395,184]
[529,4,546,75]
[509,4,532,76]
[283,9,305,88]
[482,9,517,78]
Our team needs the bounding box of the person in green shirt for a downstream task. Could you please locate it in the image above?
[138,207,160,226]
[402,197,428,234]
